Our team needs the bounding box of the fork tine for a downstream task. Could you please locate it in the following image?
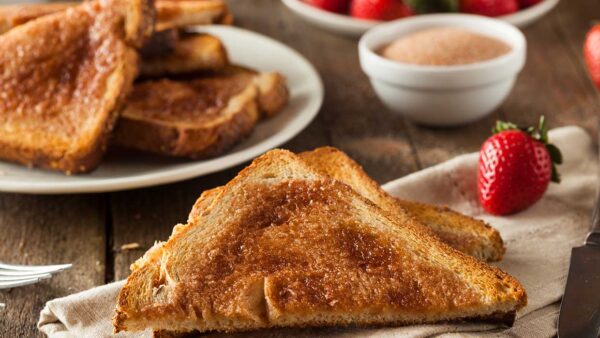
[0,277,46,290]
[0,263,72,272]
[0,268,66,277]
[0,273,52,281]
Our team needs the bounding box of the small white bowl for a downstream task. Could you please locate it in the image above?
[358,14,526,126]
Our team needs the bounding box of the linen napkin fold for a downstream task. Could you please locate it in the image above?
[38,126,598,338]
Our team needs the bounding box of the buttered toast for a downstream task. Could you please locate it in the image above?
[188,147,504,261]
[112,67,288,158]
[0,0,153,173]
[114,149,526,334]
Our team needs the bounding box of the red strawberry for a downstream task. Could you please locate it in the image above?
[478,117,562,215]
[305,0,350,13]
[350,0,413,21]
[460,0,518,17]
[518,0,541,8]
[584,24,600,88]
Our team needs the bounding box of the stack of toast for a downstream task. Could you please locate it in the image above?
[0,0,288,173]
[115,147,526,336]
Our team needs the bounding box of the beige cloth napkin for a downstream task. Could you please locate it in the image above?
[38,126,598,338]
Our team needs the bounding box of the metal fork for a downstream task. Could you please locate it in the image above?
[0,262,72,309]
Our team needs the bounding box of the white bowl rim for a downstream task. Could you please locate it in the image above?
[359,13,526,73]
[358,14,527,89]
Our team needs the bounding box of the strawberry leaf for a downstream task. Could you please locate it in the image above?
[492,121,519,134]
[538,115,548,143]
[405,0,458,13]
[546,143,563,165]
[551,164,561,183]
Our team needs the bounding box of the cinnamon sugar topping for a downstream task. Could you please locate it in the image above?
[381,27,511,66]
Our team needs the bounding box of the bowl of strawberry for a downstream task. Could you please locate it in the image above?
[282,0,559,37]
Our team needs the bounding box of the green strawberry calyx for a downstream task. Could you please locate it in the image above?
[492,116,563,184]
[404,0,458,14]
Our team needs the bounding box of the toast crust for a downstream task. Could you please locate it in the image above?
[114,150,526,334]
[0,0,149,173]
[155,0,229,30]
[140,34,229,77]
[152,309,516,337]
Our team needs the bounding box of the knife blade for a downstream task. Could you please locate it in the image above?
[558,129,600,338]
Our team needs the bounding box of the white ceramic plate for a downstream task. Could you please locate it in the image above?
[0,26,323,194]
[282,0,560,37]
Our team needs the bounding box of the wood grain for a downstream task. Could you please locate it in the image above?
[0,194,105,338]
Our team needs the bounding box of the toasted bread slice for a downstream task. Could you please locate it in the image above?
[112,73,259,159]
[155,0,231,30]
[140,34,229,77]
[112,66,288,158]
[0,0,230,34]
[298,147,505,261]
[114,149,526,334]
[0,0,153,173]
[188,147,504,261]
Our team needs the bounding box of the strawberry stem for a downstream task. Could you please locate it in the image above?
[492,116,562,183]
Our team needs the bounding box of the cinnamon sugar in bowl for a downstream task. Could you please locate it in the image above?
[359,14,526,126]
[381,27,512,66]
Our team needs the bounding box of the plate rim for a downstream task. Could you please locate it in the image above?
[0,25,324,194]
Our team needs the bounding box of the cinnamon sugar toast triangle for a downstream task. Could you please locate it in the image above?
[189,147,505,261]
[114,149,525,334]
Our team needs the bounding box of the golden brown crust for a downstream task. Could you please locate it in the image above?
[114,149,526,334]
[155,0,229,30]
[0,0,229,34]
[152,310,517,337]
[394,199,505,261]
[254,72,289,118]
[0,0,147,173]
[140,34,229,77]
[199,66,290,118]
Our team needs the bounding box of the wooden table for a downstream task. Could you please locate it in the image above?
[1,0,598,336]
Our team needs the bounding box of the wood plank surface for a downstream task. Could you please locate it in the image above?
[0,194,105,337]
[0,0,598,336]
